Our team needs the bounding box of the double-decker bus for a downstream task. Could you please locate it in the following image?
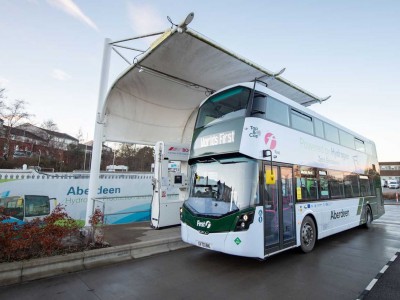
[180,82,385,259]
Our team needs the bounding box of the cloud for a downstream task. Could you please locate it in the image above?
[127,3,165,34]
[52,69,71,81]
[47,0,98,31]
[0,77,10,87]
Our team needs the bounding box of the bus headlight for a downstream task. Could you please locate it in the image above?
[235,212,255,231]
[179,207,183,220]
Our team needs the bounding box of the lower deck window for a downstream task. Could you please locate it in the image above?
[295,166,376,201]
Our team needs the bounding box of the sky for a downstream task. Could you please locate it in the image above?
[0,0,399,161]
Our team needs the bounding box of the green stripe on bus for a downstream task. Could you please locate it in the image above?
[357,198,364,216]
[181,205,255,233]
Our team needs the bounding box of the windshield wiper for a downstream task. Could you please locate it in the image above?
[196,158,215,163]
[220,160,246,165]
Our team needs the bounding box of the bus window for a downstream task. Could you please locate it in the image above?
[339,130,355,149]
[344,174,359,197]
[314,118,324,139]
[352,174,360,196]
[359,176,371,196]
[291,109,314,135]
[324,123,339,144]
[365,142,377,157]
[3,196,24,220]
[296,167,318,200]
[195,87,251,128]
[318,170,329,199]
[264,166,278,210]
[355,138,365,152]
[264,166,278,245]
[369,176,376,196]
[266,97,289,126]
[24,195,50,217]
[329,171,344,198]
[343,173,354,197]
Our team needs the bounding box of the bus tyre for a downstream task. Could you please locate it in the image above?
[300,216,316,253]
[364,206,372,229]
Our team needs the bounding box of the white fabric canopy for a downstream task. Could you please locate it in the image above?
[102,27,328,145]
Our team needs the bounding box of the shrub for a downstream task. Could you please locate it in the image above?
[0,204,81,263]
[88,208,105,245]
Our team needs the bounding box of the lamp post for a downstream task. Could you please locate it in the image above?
[112,149,116,167]
[83,144,88,171]
[38,149,41,167]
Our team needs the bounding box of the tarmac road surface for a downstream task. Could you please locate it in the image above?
[1,205,399,300]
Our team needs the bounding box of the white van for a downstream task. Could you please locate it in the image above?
[388,180,399,189]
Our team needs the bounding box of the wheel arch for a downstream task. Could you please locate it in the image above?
[304,212,319,240]
[366,203,373,222]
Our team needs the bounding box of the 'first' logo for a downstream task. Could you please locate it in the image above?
[264,133,277,150]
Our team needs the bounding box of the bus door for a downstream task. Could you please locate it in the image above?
[263,164,296,254]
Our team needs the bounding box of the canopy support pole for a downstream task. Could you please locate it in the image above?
[85,38,112,227]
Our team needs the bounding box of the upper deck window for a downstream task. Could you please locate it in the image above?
[324,122,339,144]
[266,97,289,126]
[314,118,324,138]
[339,130,354,149]
[355,138,365,152]
[195,87,251,129]
[291,109,313,135]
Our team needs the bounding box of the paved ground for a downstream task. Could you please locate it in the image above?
[361,203,400,300]
[98,203,400,300]
[0,203,399,299]
[95,202,400,300]
[100,222,181,246]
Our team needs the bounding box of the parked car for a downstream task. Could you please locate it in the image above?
[12,150,32,158]
[388,180,399,189]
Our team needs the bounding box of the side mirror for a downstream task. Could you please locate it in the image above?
[251,96,266,115]
[265,169,276,185]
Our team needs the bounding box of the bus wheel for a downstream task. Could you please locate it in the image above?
[364,206,373,229]
[300,216,316,253]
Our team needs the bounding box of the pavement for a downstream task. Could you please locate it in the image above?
[102,203,400,300]
[1,202,400,300]
[357,201,400,300]
[0,221,187,287]
[100,221,181,246]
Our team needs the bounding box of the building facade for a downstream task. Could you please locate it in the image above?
[379,162,400,183]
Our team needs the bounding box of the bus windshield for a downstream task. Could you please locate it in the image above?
[195,86,251,128]
[0,196,24,220]
[24,195,50,217]
[185,156,259,217]
[0,195,50,221]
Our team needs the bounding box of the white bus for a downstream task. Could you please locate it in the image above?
[180,82,385,259]
[0,195,55,225]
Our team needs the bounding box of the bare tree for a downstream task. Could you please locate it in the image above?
[41,119,59,148]
[41,119,59,132]
[115,144,154,171]
[76,128,83,143]
[0,87,5,103]
[0,88,5,136]
[0,99,33,159]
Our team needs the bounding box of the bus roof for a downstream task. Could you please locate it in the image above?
[251,82,375,144]
[102,22,330,145]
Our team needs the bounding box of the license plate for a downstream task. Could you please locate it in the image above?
[197,240,211,249]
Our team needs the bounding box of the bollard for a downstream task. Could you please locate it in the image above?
[397,192,399,203]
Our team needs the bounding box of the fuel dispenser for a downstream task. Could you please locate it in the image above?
[150,141,189,228]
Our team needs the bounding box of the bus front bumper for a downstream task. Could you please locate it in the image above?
[181,221,264,259]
